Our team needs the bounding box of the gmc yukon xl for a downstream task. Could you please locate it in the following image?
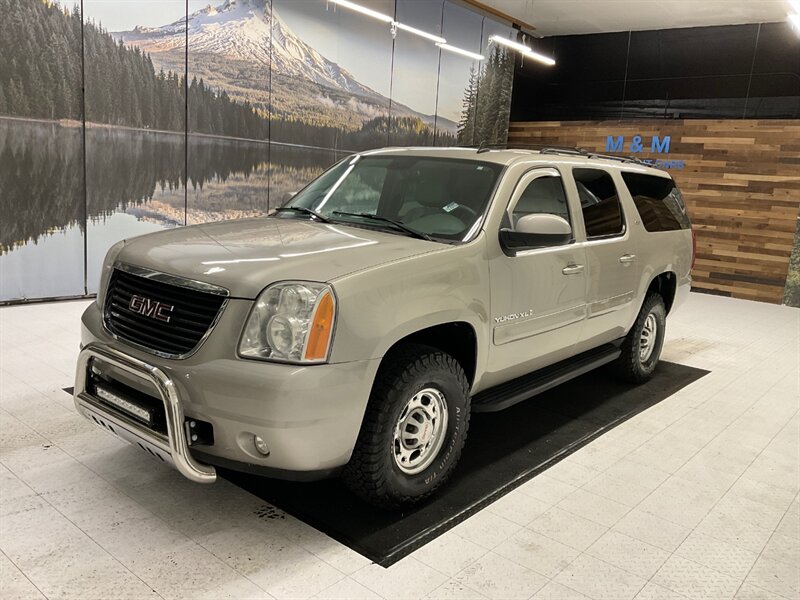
[74,147,694,508]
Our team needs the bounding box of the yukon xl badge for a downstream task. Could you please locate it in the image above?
[128,294,174,323]
[494,308,534,324]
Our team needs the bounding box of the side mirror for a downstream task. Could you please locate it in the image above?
[500,214,572,253]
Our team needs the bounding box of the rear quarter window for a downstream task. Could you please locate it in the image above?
[622,172,691,232]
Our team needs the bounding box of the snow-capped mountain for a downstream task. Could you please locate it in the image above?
[116,0,380,100]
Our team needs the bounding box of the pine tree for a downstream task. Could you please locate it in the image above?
[457,66,478,146]
[471,46,514,146]
[491,49,514,144]
[475,47,499,146]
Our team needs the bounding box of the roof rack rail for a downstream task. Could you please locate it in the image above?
[473,142,646,165]
[539,146,588,156]
[585,151,646,165]
[475,142,508,153]
[475,142,587,154]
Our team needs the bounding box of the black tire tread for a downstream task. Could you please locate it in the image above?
[613,293,666,384]
[343,343,470,509]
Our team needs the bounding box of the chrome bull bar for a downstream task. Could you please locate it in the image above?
[74,343,216,483]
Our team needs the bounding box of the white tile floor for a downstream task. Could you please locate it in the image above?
[0,293,798,600]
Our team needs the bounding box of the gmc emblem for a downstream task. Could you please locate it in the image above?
[128,294,174,323]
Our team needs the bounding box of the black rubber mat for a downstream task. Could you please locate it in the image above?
[223,361,708,567]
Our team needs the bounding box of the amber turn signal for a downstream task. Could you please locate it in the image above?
[304,290,335,361]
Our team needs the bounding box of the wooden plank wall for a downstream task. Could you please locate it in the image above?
[508,120,800,304]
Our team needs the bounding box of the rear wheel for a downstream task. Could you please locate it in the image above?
[343,344,470,509]
[612,293,667,383]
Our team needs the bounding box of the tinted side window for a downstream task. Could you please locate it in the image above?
[512,175,570,227]
[574,168,625,238]
[622,172,691,231]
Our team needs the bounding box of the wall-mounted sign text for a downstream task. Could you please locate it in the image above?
[605,134,685,170]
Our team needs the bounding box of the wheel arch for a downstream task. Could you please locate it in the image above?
[379,321,479,388]
[646,270,678,314]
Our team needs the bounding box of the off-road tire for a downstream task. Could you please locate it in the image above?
[343,344,470,509]
[612,293,667,383]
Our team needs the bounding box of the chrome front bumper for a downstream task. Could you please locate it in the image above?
[73,343,216,483]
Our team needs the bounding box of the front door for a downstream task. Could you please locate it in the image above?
[485,168,587,387]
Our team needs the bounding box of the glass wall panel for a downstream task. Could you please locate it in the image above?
[473,20,516,146]
[268,144,338,208]
[0,0,85,301]
[435,1,483,146]
[388,0,443,146]
[271,0,393,152]
[83,0,187,292]
[187,0,271,223]
[1,0,517,302]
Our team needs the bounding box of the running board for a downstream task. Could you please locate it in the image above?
[471,344,622,413]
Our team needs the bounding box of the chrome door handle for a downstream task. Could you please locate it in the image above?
[619,254,637,264]
[562,264,584,275]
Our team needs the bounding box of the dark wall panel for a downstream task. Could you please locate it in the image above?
[622,25,757,119]
[746,21,800,118]
[511,32,628,121]
[512,21,800,122]
[626,25,758,79]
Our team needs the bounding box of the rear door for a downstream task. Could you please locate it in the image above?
[621,171,694,311]
[569,167,640,350]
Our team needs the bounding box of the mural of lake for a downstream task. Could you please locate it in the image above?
[2,0,516,302]
[0,118,339,301]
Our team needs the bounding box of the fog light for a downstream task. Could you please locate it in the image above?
[253,435,270,456]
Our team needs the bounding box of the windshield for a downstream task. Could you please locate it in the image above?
[278,154,504,242]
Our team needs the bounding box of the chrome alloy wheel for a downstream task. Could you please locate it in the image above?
[639,312,658,362]
[392,387,449,475]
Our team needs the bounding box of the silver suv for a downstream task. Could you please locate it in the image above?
[74,147,694,508]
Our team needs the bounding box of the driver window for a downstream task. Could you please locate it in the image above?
[512,175,570,229]
[323,165,387,214]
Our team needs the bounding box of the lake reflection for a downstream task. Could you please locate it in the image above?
[0,118,340,301]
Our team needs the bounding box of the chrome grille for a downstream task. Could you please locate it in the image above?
[103,266,227,357]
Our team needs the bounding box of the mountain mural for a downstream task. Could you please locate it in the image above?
[0,0,515,301]
[114,0,456,133]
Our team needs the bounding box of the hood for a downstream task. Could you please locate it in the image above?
[116,217,441,298]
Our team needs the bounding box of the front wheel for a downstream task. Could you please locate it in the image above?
[612,293,667,383]
[343,344,470,509]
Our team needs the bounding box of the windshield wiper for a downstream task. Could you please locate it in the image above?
[274,206,332,223]
[331,211,434,241]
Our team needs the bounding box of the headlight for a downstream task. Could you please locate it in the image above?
[96,240,126,308]
[239,282,336,363]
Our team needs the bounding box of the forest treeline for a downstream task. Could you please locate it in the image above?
[457,46,514,147]
[0,0,271,138]
[273,114,455,149]
[0,0,83,119]
[0,0,449,149]
[0,0,479,150]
